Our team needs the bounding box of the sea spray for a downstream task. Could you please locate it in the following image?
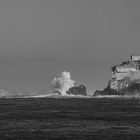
[51,71,75,95]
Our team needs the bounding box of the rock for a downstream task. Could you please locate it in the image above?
[66,85,87,96]
[94,54,140,96]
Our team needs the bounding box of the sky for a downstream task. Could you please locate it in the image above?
[0,0,140,95]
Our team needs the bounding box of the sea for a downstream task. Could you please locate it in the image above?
[1,97,140,140]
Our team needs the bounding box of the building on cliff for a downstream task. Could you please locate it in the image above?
[111,55,140,90]
[112,55,140,74]
[94,54,140,96]
[131,54,140,61]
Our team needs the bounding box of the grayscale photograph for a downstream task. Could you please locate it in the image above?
[0,0,140,140]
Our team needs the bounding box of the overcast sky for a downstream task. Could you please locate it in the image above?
[0,0,140,94]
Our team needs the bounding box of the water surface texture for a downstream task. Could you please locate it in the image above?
[1,98,140,140]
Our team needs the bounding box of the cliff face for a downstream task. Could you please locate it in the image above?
[66,85,87,96]
[94,55,140,96]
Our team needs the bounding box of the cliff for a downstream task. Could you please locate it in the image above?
[94,55,140,96]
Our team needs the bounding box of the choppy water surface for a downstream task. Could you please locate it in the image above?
[1,97,140,140]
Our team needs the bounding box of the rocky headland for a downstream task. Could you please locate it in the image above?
[94,54,140,96]
[66,85,87,96]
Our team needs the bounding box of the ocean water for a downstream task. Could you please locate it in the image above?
[1,97,140,140]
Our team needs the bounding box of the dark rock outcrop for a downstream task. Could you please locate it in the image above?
[66,85,87,96]
[94,82,140,96]
[94,54,140,96]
